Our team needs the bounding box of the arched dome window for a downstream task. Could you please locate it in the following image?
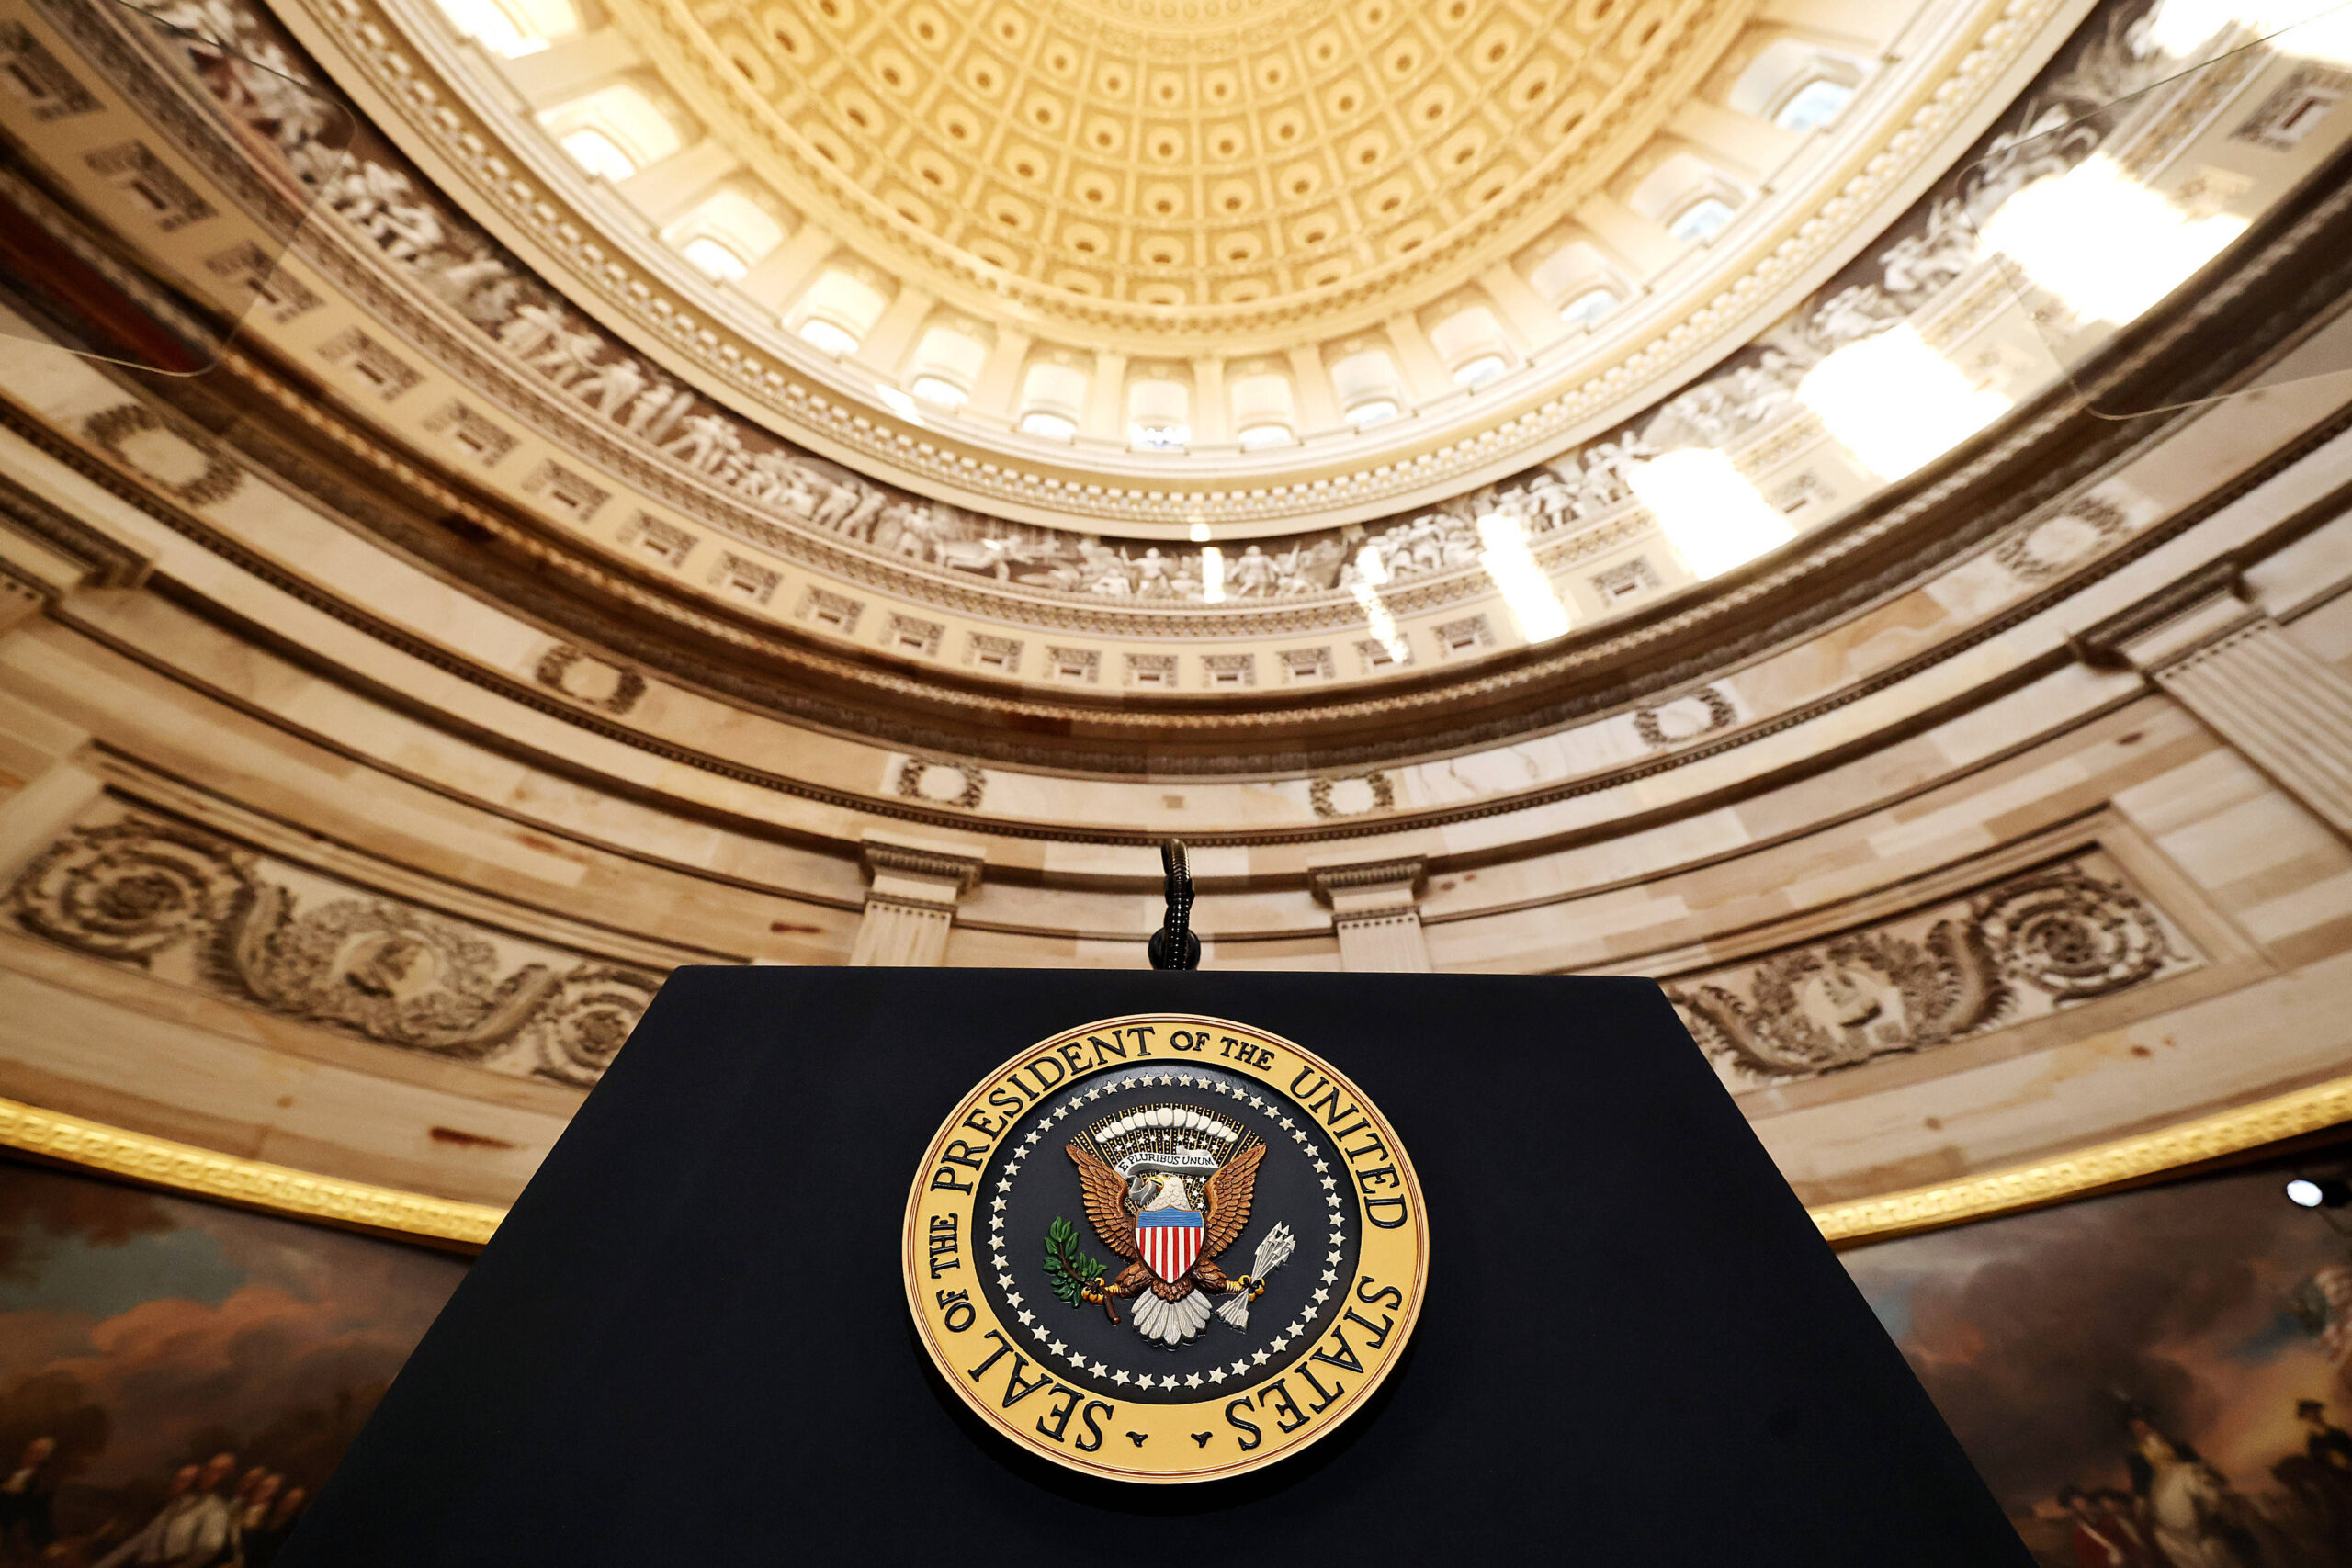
[434,0,576,57]
[664,190,784,284]
[790,269,889,357]
[559,129,634,183]
[540,82,685,185]
[1329,347,1406,429]
[1727,39,1868,134]
[1774,77,1855,130]
[1428,305,1512,389]
[1668,196,1736,243]
[1018,361,1089,441]
[679,237,748,282]
[907,324,989,410]
[1560,287,1619,327]
[1128,378,1192,450]
[1229,372,1296,448]
[1527,238,1623,326]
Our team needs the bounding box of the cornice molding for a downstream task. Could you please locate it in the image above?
[861,839,987,894]
[1309,855,1428,900]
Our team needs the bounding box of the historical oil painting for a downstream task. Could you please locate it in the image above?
[6,1135,2352,1562]
[0,1156,465,1565]
[1846,1148,2352,1567]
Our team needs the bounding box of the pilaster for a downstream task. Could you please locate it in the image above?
[1310,855,1432,973]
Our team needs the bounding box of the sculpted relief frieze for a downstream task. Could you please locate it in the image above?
[1667,852,2201,1090]
[7,808,664,1087]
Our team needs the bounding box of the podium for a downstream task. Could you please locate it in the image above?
[280,968,2030,1564]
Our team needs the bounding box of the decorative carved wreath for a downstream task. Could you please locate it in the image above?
[9,818,252,963]
[1634,687,1739,750]
[1991,496,2129,583]
[534,643,648,716]
[1309,773,1396,818]
[521,964,664,1086]
[82,404,243,509]
[894,757,986,810]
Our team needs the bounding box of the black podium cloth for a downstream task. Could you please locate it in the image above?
[281,968,2029,1564]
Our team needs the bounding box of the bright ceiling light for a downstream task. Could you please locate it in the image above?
[1351,545,1408,664]
[1452,355,1508,389]
[1346,399,1400,429]
[559,129,635,183]
[1202,546,1226,604]
[1627,448,1793,579]
[797,318,859,357]
[1019,411,1078,441]
[1238,423,1294,450]
[2146,0,2240,51]
[1797,323,2010,479]
[436,0,547,54]
[876,386,920,422]
[1475,513,1571,643]
[1977,154,2248,325]
[680,236,748,283]
[1132,422,1190,450]
[2145,0,2352,58]
[910,375,968,410]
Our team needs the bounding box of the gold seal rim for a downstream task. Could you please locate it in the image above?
[900,1011,1430,1484]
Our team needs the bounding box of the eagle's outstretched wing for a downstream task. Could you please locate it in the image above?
[1200,1144,1267,1261]
[1065,1144,1140,1262]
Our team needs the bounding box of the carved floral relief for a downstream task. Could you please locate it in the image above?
[6,812,662,1086]
[1667,853,2200,1089]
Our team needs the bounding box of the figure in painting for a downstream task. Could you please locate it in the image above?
[2125,1419,2265,1568]
[241,1485,306,1568]
[0,1436,58,1561]
[2060,1484,2154,1568]
[2299,1398,2352,1474]
[94,1451,241,1568]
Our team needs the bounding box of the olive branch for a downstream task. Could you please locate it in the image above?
[1042,1215,1106,1307]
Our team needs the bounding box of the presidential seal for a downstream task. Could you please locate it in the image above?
[903,1014,1428,1483]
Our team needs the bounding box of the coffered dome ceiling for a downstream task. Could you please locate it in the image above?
[629,0,1717,317]
[329,0,2063,517]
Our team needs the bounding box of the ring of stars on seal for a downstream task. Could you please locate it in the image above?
[904,1014,1428,1483]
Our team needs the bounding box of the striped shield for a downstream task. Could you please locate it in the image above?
[1136,1209,1204,1283]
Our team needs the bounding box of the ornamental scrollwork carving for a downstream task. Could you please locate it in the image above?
[10,818,250,962]
[518,965,662,1086]
[223,887,564,1058]
[1973,867,2171,999]
[1668,855,2193,1086]
[8,815,662,1085]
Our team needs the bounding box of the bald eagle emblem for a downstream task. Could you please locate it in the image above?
[1047,1102,1295,1346]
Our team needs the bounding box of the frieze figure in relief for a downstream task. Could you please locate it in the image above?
[1879,199,1979,300]
[571,355,646,414]
[1228,544,1277,597]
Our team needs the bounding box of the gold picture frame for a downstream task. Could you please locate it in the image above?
[3,1075,2346,1252]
